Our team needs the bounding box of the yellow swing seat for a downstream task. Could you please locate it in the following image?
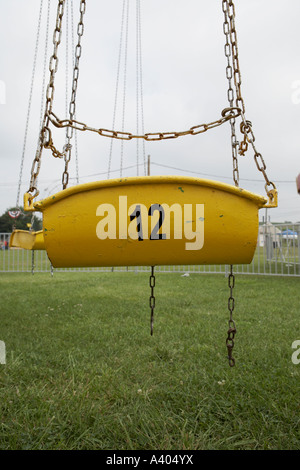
[24,175,269,268]
[9,229,45,250]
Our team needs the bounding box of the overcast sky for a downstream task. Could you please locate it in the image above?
[0,0,300,223]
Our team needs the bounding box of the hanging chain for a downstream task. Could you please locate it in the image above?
[17,0,44,209]
[70,0,80,185]
[149,266,156,336]
[107,0,127,179]
[137,0,147,175]
[223,1,245,115]
[226,265,236,367]
[135,0,146,176]
[27,0,65,205]
[222,0,277,204]
[222,0,239,187]
[31,250,35,276]
[62,0,86,189]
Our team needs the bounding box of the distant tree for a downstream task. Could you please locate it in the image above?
[0,208,42,233]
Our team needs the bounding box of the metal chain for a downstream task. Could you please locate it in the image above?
[31,250,35,276]
[17,0,44,208]
[27,0,65,204]
[226,265,236,367]
[224,1,245,114]
[136,0,146,175]
[47,106,241,142]
[136,0,140,176]
[135,0,146,176]
[38,0,51,134]
[62,0,86,189]
[223,0,277,203]
[222,0,239,187]
[65,0,69,125]
[149,266,156,336]
[107,0,127,179]
[120,0,130,178]
[70,0,79,185]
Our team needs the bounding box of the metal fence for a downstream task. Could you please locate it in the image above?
[1,223,300,276]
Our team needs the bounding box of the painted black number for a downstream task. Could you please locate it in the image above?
[130,205,143,241]
[148,204,166,240]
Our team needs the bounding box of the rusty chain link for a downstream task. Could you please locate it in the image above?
[63,0,86,189]
[222,0,277,204]
[46,106,241,143]
[27,0,65,204]
[223,0,245,115]
[226,265,236,367]
[149,266,156,336]
[222,0,239,187]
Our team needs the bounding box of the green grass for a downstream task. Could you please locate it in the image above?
[0,272,300,450]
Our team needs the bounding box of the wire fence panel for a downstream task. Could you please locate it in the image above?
[1,224,299,276]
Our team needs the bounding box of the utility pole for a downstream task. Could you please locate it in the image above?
[147,154,150,176]
[297,173,300,194]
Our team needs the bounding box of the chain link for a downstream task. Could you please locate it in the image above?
[17,0,44,208]
[46,107,241,143]
[27,0,65,203]
[226,265,236,367]
[62,0,86,189]
[222,0,277,203]
[222,0,239,187]
[31,250,35,276]
[149,266,156,336]
[223,1,245,115]
[45,0,64,117]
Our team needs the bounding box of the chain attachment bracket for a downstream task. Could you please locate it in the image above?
[265,187,278,208]
[24,192,37,212]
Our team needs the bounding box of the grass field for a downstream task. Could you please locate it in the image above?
[0,271,299,450]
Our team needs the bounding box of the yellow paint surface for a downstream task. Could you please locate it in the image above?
[28,176,268,267]
[9,230,45,250]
